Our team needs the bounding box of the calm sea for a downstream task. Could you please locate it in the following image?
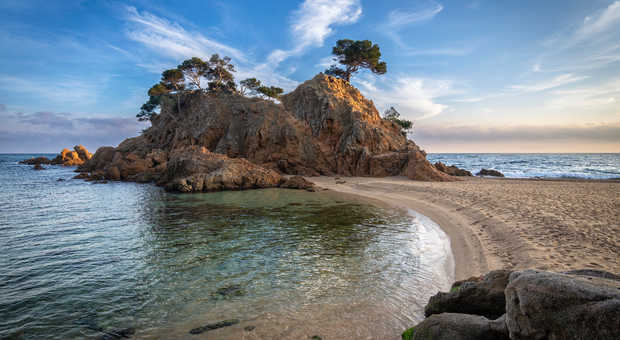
[427,153,620,179]
[0,154,453,339]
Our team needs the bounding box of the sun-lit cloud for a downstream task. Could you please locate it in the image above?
[509,73,587,93]
[266,0,362,65]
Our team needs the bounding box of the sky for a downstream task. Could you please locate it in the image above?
[0,0,619,153]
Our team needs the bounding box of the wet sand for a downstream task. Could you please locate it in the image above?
[310,176,620,280]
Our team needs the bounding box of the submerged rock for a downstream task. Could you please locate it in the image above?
[403,313,508,340]
[189,319,239,334]
[476,169,504,177]
[76,74,454,192]
[33,164,46,170]
[425,270,511,320]
[213,284,246,298]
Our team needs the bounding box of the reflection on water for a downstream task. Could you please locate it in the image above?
[0,155,453,340]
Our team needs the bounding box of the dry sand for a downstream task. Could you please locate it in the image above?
[310,176,620,280]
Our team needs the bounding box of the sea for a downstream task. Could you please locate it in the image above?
[0,154,454,340]
[427,153,620,179]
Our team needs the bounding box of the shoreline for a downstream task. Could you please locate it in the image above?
[310,176,620,280]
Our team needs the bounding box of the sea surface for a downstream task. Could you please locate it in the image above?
[427,153,620,179]
[0,154,454,339]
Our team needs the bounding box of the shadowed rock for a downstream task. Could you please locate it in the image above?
[476,169,504,177]
[33,164,45,170]
[20,156,51,165]
[425,270,511,320]
[280,176,315,190]
[403,313,508,340]
[434,162,473,177]
[189,319,239,334]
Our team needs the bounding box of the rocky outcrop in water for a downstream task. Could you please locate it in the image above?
[77,74,453,192]
[434,162,473,177]
[476,169,504,177]
[404,269,620,340]
[21,145,92,166]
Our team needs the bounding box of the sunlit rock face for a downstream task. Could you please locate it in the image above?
[78,74,453,192]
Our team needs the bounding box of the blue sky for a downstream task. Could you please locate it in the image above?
[1,0,619,152]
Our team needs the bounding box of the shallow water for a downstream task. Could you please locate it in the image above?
[0,154,453,339]
[427,153,620,179]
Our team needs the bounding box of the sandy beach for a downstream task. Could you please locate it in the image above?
[310,176,620,280]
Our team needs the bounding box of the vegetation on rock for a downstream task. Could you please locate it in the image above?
[383,107,412,135]
[324,39,387,82]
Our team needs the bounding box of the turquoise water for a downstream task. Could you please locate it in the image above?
[0,154,453,339]
[427,153,620,179]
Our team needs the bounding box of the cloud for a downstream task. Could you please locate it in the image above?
[0,104,6,112]
[402,47,474,56]
[414,123,620,143]
[355,75,454,120]
[125,6,246,62]
[509,73,587,93]
[578,1,620,38]
[385,3,443,29]
[266,0,362,65]
[0,109,148,152]
[0,75,102,105]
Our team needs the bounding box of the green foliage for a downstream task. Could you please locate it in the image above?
[178,57,209,90]
[239,77,262,95]
[161,69,185,92]
[136,95,161,121]
[383,107,413,135]
[208,54,235,91]
[402,327,416,340]
[325,39,387,81]
[257,85,284,99]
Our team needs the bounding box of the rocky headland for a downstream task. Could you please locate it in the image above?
[76,74,454,192]
[20,145,92,167]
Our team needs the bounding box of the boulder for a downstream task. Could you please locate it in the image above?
[51,145,92,166]
[19,156,51,165]
[505,270,620,340]
[425,270,511,320]
[403,313,508,340]
[279,176,315,190]
[476,169,504,177]
[434,162,473,177]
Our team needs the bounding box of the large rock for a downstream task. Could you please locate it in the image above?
[505,270,620,340]
[20,156,52,165]
[403,313,508,340]
[434,162,473,177]
[51,145,92,166]
[77,74,454,191]
[476,168,504,177]
[425,270,511,320]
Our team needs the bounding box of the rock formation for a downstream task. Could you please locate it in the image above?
[403,269,620,340]
[476,168,504,177]
[77,74,454,192]
[21,145,92,166]
[434,162,473,177]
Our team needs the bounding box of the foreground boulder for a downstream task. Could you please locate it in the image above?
[434,162,473,177]
[77,74,454,192]
[476,169,504,177]
[425,270,510,320]
[505,270,620,340]
[403,314,508,340]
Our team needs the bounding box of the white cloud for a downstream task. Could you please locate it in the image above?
[577,1,620,38]
[355,75,454,120]
[267,0,362,65]
[386,3,443,28]
[510,73,587,93]
[546,77,620,110]
[125,6,246,62]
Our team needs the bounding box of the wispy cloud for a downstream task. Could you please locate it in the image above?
[385,3,443,29]
[267,0,362,65]
[125,6,246,62]
[0,75,103,105]
[577,1,620,38]
[355,75,454,120]
[509,73,587,93]
[402,46,474,56]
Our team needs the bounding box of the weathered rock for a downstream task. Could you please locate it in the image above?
[563,269,620,281]
[476,169,504,177]
[280,176,315,190]
[434,162,473,177]
[33,164,45,170]
[403,313,508,340]
[505,270,620,340]
[78,74,455,191]
[425,270,511,320]
[20,156,51,165]
[51,145,92,166]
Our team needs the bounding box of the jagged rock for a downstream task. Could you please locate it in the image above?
[434,162,473,177]
[279,176,315,190]
[20,156,51,165]
[505,270,620,340]
[78,74,455,191]
[476,169,504,177]
[50,145,92,166]
[425,270,511,320]
[403,313,508,340]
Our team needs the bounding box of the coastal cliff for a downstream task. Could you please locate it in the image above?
[77,74,452,192]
